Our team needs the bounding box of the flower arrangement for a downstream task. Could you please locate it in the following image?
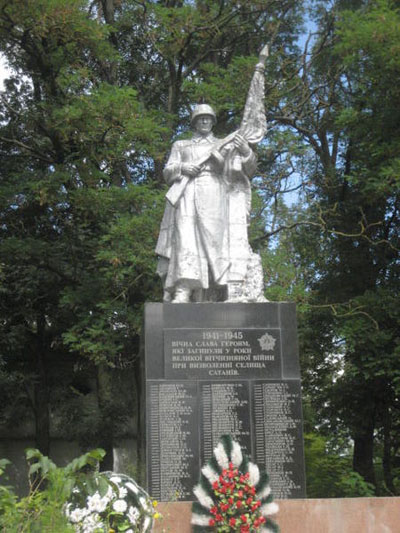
[191,435,279,533]
[65,472,160,533]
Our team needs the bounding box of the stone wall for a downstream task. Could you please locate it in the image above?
[154,498,400,533]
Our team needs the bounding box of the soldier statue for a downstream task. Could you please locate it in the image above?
[156,47,269,303]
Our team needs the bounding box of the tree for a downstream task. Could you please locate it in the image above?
[0,0,165,462]
[0,0,305,470]
[268,0,400,492]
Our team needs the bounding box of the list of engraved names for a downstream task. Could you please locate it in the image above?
[201,382,251,463]
[253,381,304,499]
[148,382,197,501]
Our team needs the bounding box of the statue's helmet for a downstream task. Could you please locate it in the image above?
[190,104,217,127]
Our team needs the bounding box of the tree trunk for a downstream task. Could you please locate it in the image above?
[97,363,114,471]
[100,0,118,83]
[34,313,50,456]
[353,419,376,487]
[382,404,395,493]
[135,347,146,486]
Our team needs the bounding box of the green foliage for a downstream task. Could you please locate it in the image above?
[0,448,105,532]
[0,0,305,464]
[0,0,398,500]
[304,433,375,498]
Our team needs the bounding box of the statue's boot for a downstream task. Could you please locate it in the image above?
[226,281,246,303]
[172,286,191,303]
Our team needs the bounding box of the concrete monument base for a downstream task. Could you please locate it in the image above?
[143,302,305,501]
[153,497,400,532]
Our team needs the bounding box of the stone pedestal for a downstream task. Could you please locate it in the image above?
[142,302,306,501]
[153,498,400,533]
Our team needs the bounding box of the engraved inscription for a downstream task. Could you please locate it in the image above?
[164,328,281,380]
[200,382,251,464]
[147,382,198,501]
[253,380,305,499]
[145,303,306,502]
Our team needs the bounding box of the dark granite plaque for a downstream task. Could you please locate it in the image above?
[146,381,199,501]
[164,328,281,380]
[253,380,304,499]
[200,381,251,464]
[143,302,306,501]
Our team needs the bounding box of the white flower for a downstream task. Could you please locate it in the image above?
[113,499,128,513]
[118,486,128,499]
[214,442,229,469]
[81,512,104,533]
[110,476,121,484]
[191,513,212,526]
[87,492,108,513]
[193,485,213,509]
[68,507,89,523]
[248,461,260,486]
[256,483,271,499]
[231,440,243,467]
[201,464,219,484]
[261,501,279,516]
[128,506,140,524]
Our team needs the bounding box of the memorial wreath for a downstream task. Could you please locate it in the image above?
[191,435,279,533]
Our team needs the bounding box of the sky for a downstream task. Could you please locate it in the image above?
[0,54,10,91]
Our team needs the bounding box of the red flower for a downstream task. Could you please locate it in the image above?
[206,462,272,533]
[254,516,266,528]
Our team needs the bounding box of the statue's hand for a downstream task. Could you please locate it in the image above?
[182,163,201,177]
[233,134,251,156]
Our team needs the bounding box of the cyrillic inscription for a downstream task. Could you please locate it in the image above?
[200,381,251,464]
[164,328,281,379]
[253,380,304,499]
[147,382,198,501]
